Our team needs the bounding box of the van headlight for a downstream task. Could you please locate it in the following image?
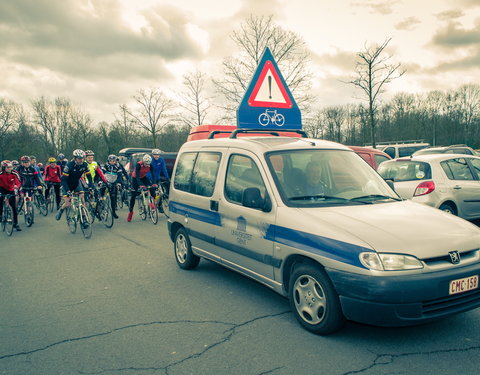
[359,252,423,271]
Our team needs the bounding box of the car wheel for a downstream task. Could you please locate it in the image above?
[289,263,345,335]
[174,228,200,270]
[439,203,457,215]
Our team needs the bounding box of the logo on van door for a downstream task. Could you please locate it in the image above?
[231,216,252,245]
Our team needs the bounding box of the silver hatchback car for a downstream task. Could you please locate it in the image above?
[378,154,480,220]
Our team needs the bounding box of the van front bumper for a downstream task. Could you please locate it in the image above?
[327,263,480,326]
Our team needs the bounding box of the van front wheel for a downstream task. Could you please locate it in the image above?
[174,228,200,270]
[289,264,345,335]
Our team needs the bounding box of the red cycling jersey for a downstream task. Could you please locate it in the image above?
[44,164,62,183]
[0,171,21,192]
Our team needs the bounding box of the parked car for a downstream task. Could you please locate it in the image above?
[412,144,478,156]
[168,129,480,335]
[377,141,430,159]
[347,146,391,170]
[118,147,177,178]
[377,154,480,220]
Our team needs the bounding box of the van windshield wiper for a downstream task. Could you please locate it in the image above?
[289,195,348,201]
[350,194,401,202]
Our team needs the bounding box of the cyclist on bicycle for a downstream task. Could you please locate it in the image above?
[56,149,94,221]
[0,160,22,231]
[151,149,170,186]
[17,156,44,223]
[30,156,45,184]
[100,154,128,219]
[85,150,107,185]
[127,154,154,222]
[56,153,68,173]
[44,157,62,210]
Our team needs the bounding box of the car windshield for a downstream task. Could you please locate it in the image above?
[377,160,432,182]
[266,149,399,207]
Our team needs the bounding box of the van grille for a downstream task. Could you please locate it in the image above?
[422,249,478,266]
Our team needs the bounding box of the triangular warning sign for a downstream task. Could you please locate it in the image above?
[248,61,293,108]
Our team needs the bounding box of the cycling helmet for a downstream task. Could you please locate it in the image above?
[20,155,30,162]
[73,149,85,159]
[108,154,117,161]
[142,154,152,164]
[12,160,19,166]
[85,150,94,156]
[57,153,65,160]
[152,149,161,155]
[30,155,37,160]
[48,157,56,163]
[1,160,12,169]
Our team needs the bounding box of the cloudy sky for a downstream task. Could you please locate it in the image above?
[1,0,479,124]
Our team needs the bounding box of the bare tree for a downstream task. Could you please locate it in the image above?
[214,14,314,121]
[70,108,93,149]
[456,84,480,144]
[32,97,57,154]
[346,38,405,147]
[114,104,137,145]
[304,110,324,138]
[323,106,346,143]
[125,88,175,148]
[0,99,16,159]
[178,70,211,128]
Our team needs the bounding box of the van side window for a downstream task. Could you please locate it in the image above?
[225,154,266,206]
[191,152,222,197]
[174,152,197,192]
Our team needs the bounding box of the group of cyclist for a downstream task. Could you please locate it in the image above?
[0,148,170,232]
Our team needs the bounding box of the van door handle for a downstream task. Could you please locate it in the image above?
[210,200,219,211]
[453,185,462,190]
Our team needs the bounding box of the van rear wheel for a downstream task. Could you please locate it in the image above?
[174,228,200,270]
[289,263,345,335]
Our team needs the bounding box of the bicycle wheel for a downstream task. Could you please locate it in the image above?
[4,205,14,236]
[148,198,158,224]
[138,197,147,220]
[116,188,124,209]
[37,194,48,216]
[47,192,54,213]
[161,195,169,218]
[80,206,92,239]
[258,113,269,126]
[86,200,96,223]
[24,200,34,227]
[66,207,77,233]
[100,200,114,228]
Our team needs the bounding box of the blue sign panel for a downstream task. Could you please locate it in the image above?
[237,47,301,130]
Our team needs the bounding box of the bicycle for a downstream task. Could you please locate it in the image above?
[33,188,48,216]
[96,184,114,228]
[65,192,92,239]
[19,188,36,227]
[116,183,129,210]
[137,186,158,224]
[1,193,15,236]
[154,181,169,218]
[258,109,285,127]
[45,182,60,213]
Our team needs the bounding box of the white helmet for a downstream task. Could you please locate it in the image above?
[73,149,85,158]
[152,148,161,155]
[143,154,152,164]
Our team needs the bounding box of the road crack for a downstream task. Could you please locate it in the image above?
[343,345,480,375]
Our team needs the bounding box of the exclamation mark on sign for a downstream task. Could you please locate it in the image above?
[268,75,272,99]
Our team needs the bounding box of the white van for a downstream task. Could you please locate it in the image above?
[167,131,480,334]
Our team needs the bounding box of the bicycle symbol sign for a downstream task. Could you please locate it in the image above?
[258,109,285,127]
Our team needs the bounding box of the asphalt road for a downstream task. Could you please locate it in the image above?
[1,208,480,375]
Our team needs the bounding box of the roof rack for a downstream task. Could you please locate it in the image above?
[208,131,235,139]
[229,129,308,139]
[375,139,428,146]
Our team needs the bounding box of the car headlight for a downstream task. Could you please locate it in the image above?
[359,252,423,271]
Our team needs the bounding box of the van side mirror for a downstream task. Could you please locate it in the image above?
[242,187,271,212]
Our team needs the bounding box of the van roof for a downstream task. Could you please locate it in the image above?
[179,136,351,153]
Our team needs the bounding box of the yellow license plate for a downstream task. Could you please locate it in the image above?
[449,275,479,295]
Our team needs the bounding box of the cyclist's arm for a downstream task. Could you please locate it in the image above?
[159,158,170,181]
[96,165,107,183]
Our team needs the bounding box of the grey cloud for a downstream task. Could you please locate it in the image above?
[435,9,464,21]
[431,49,480,72]
[395,16,420,31]
[431,21,480,47]
[350,0,400,15]
[0,0,203,79]
[312,50,357,73]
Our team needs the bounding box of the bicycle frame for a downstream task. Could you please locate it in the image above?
[65,193,92,239]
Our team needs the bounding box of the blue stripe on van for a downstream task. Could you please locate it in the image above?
[170,201,222,226]
[265,225,368,268]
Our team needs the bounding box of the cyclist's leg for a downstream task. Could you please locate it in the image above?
[9,195,19,228]
[54,183,61,210]
[110,185,118,218]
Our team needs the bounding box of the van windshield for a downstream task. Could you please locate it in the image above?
[266,149,399,207]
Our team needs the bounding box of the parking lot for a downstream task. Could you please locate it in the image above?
[1,211,480,375]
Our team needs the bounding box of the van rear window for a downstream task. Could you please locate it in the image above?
[378,161,431,182]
